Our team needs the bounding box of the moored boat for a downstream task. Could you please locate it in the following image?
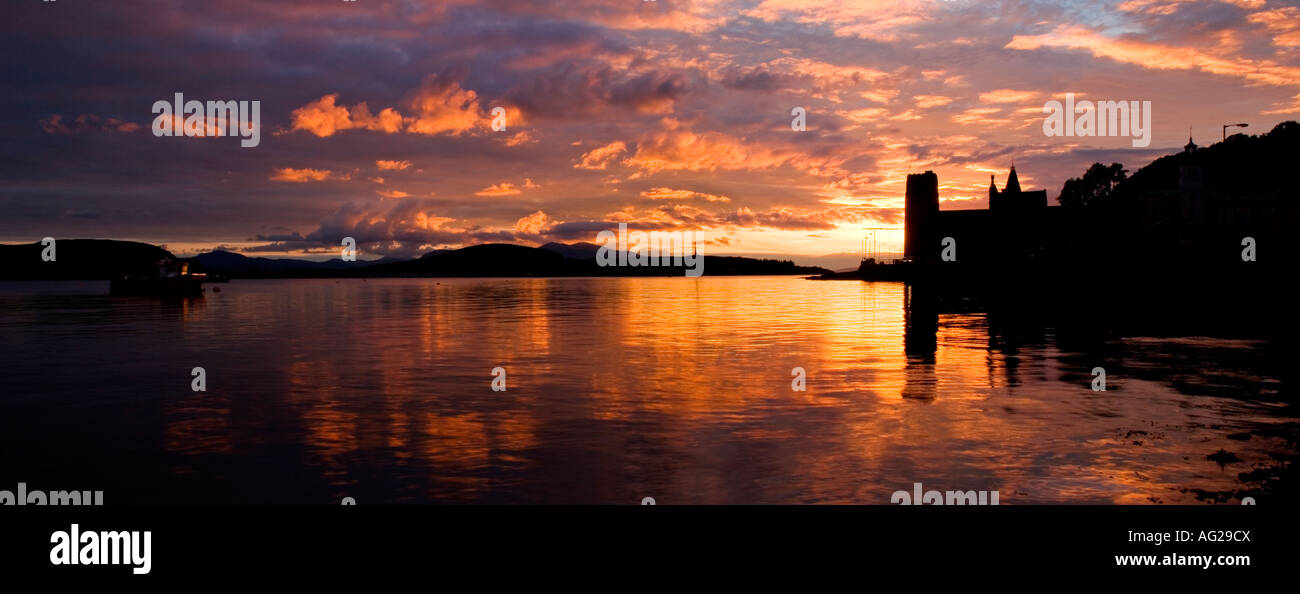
[110,259,206,297]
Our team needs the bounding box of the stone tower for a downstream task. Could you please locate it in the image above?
[904,171,939,262]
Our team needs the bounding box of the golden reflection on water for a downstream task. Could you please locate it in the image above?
[158,277,1289,503]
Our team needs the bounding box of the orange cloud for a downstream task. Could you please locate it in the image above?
[623,124,792,173]
[860,89,899,104]
[505,130,537,147]
[842,107,892,122]
[640,187,732,202]
[513,210,557,234]
[608,203,886,231]
[290,94,402,137]
[1263,92,1300,115]
[290,76,489,138]
[979,89,1040,104]
[1248,6,1300,48]
[574,141,627,170]
[376,160,412,170]
[1007,25,1300,87]
[951,107,1010,126]
[913,95,953,109]
[270,167,334,182]
[475,183,522,197]
[745,0,931,43]
[404,76,485,135]
[1118,0,1265,16]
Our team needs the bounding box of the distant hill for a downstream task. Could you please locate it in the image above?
[191,250,402,277]
[0,239,828,280]
[364,244,569,277]
[339,243,830,278]
[540,242,601,260]
[0,239,174,280]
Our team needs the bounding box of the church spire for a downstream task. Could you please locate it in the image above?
[1005,164,1021,194]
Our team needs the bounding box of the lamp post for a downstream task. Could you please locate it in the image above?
[862,227,893,262]
[1223,123,1248,141]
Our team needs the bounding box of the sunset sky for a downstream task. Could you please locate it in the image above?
[3,0,1298,263]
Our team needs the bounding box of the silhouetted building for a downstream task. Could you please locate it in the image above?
[1141,136,1210,227]
[904,171,938,262]
[989,165,1048,211]
[890,123,1296,301]
[905,165,1059,265]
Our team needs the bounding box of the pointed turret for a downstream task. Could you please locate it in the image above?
[1005,165,1022,194]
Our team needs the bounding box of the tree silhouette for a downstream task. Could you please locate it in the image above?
[1057,162,1127,208]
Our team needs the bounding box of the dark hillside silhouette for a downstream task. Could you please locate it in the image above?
[0,240,173,280]
[819,121,1299,337]
[2,240,828,279]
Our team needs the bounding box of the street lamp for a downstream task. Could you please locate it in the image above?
[1223,123,1248,141]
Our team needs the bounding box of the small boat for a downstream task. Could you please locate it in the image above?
[110,259,206,297]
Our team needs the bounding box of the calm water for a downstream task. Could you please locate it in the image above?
[0,277,1292,504]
